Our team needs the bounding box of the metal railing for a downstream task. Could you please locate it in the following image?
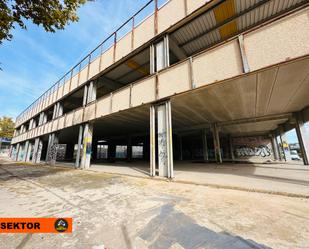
[16,0,169,126]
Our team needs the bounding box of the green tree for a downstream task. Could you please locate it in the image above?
[0,116,15,138]
[0,0,88,44]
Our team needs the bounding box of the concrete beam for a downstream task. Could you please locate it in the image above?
[97,77,124,91]
[169,36,187,60]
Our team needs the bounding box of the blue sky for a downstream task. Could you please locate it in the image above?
[0,0,308,143]
[0,0,149,118]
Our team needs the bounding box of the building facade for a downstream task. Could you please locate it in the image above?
[10,0,309,177]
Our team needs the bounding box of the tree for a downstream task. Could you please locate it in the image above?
[0,0,88,44]
[0,116,15,139]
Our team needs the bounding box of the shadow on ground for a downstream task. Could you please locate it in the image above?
[139,203,271,249]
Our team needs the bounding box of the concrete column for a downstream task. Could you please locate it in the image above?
[279,128,291,161]
[212,123,222,164]
[58,102,63,117]
[155,35,169,72]
[275,133,283,160]
[157,101,174,178]
[46,133,58,165]
[271,134,279,161]
[75,125,84,168]
[150,105,156,176]
[50,134,59,166]
[87,81,97,104]
[81,123,93,169]
[52,104,58,119]
[295,113,309,165]
[32,138,42,163]
[127,136,132,162]
[23,141,30,162]
[15,143,20,161]
[29,119,33,130]
[202,129,209,162]
[229,135,235,161]
[82,85,88,106]
[26,142,33,162]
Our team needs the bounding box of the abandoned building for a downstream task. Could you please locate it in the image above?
[10,0,309,178]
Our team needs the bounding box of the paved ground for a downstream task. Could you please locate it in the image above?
[1,157,309,249]
[91,161,309,197]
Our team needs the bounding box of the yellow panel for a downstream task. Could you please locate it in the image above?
[213,0,237,39]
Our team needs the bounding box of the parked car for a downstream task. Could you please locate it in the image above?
[290,150,301,161]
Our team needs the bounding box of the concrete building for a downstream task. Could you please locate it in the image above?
[10,0,309,177]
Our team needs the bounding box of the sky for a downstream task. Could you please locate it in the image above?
[0,0,150,118]
[0,0,308,143]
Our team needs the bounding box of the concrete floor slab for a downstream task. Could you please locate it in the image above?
[89,161,309,198]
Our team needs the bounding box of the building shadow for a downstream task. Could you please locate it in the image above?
[139,203,272,249]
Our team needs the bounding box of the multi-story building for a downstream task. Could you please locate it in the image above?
[10,0,309,177]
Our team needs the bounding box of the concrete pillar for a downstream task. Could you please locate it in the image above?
[279,128,291,161]
[46,133,58,165]
[87,81,97,104]
[46,134,53,162]
[82,85,88,106]
[18,143,26,161]
[29,119,33,130]
[271,134,279,161]
[150,105,156,176]
[127,136,132,162]
[229,135,235,161]
[295,112,309,165]
[202,129,209,162]
[156,101,174,178]
[32,138,42,163]
[15,143,20,161]
[212,123,222,164]
[81,123,93,169]
[58,102,63,117]
[24,141,31,162]
[275,133,283,161]
[75,125,84,168]
[52,104,58,119]
[154,35,170,72]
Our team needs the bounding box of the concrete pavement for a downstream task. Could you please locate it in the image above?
[1,157,309,249]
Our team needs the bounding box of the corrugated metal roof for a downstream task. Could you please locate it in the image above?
[171,0,306,56]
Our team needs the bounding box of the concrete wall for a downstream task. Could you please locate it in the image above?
[232,136,273,161]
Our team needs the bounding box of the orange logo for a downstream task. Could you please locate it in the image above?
[0,218,72,233]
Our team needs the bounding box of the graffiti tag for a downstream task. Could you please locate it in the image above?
[235,145,271,158]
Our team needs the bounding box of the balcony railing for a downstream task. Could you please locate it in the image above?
[15,0,169,125]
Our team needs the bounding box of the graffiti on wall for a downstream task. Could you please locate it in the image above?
[232,136,273,159]
[158,132,167,169]
[235,145,271,157]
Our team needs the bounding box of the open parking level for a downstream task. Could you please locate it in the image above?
[88,161,309,198]
[1,157,309,249]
